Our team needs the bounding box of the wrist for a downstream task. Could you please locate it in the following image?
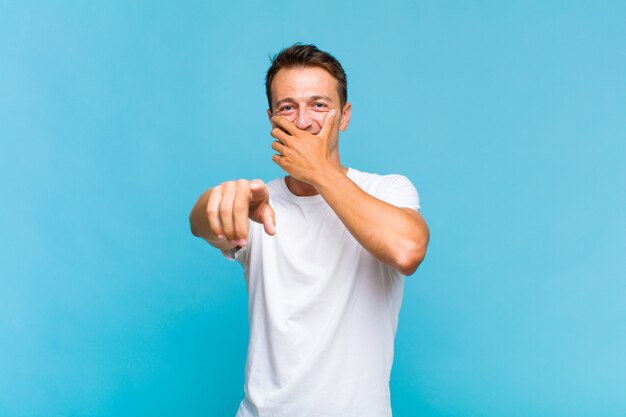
[311,163,346,192]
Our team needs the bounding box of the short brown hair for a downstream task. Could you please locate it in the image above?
[265,44,348,110]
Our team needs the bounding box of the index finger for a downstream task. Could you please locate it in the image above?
[272,115,299,136]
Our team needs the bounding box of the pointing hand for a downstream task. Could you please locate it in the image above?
[206,179,275,247]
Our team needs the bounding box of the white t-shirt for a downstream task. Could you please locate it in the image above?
[225,168,421,417]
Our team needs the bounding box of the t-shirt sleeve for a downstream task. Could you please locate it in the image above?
[221,245,247,263]
[379,175,421,212]
[221,244,250,268]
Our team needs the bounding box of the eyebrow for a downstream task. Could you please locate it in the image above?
[274,95,334,108]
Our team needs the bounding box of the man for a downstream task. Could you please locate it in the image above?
[190,44,429,417]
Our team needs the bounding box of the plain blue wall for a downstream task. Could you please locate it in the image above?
[1,1,625,416]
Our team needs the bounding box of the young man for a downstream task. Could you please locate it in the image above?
[190,44,429,417]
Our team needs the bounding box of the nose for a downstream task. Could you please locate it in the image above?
[294,108,313,131]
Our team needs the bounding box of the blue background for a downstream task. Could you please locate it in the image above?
[1,1,625,416]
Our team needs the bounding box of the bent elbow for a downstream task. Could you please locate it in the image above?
[395,239,428,276]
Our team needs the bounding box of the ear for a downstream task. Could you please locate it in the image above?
[267,109,278,128]
[339,102,352,131]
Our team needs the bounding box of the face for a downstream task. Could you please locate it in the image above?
[267,67,351,150]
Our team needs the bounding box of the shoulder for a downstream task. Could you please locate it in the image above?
[348,167,421,211]
[348,167,415,193]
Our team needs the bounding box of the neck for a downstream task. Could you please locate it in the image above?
[285,176,320,196]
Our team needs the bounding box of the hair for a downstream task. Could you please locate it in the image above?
[265,44,348,110]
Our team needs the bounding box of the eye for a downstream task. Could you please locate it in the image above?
[313,102,327,109]
[278,105,294,112]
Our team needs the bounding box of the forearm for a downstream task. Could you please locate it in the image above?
[314,169,429,275]
[189,188,213,239]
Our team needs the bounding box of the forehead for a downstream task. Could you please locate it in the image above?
[271,67,340,104]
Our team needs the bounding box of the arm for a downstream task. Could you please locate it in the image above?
[189,179,275,251]
[270,111,429,275]
[314,169,429,275]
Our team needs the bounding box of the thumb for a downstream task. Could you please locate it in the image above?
[318,109,337,140]
[250,179,275,235]
[260,204,276,236]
